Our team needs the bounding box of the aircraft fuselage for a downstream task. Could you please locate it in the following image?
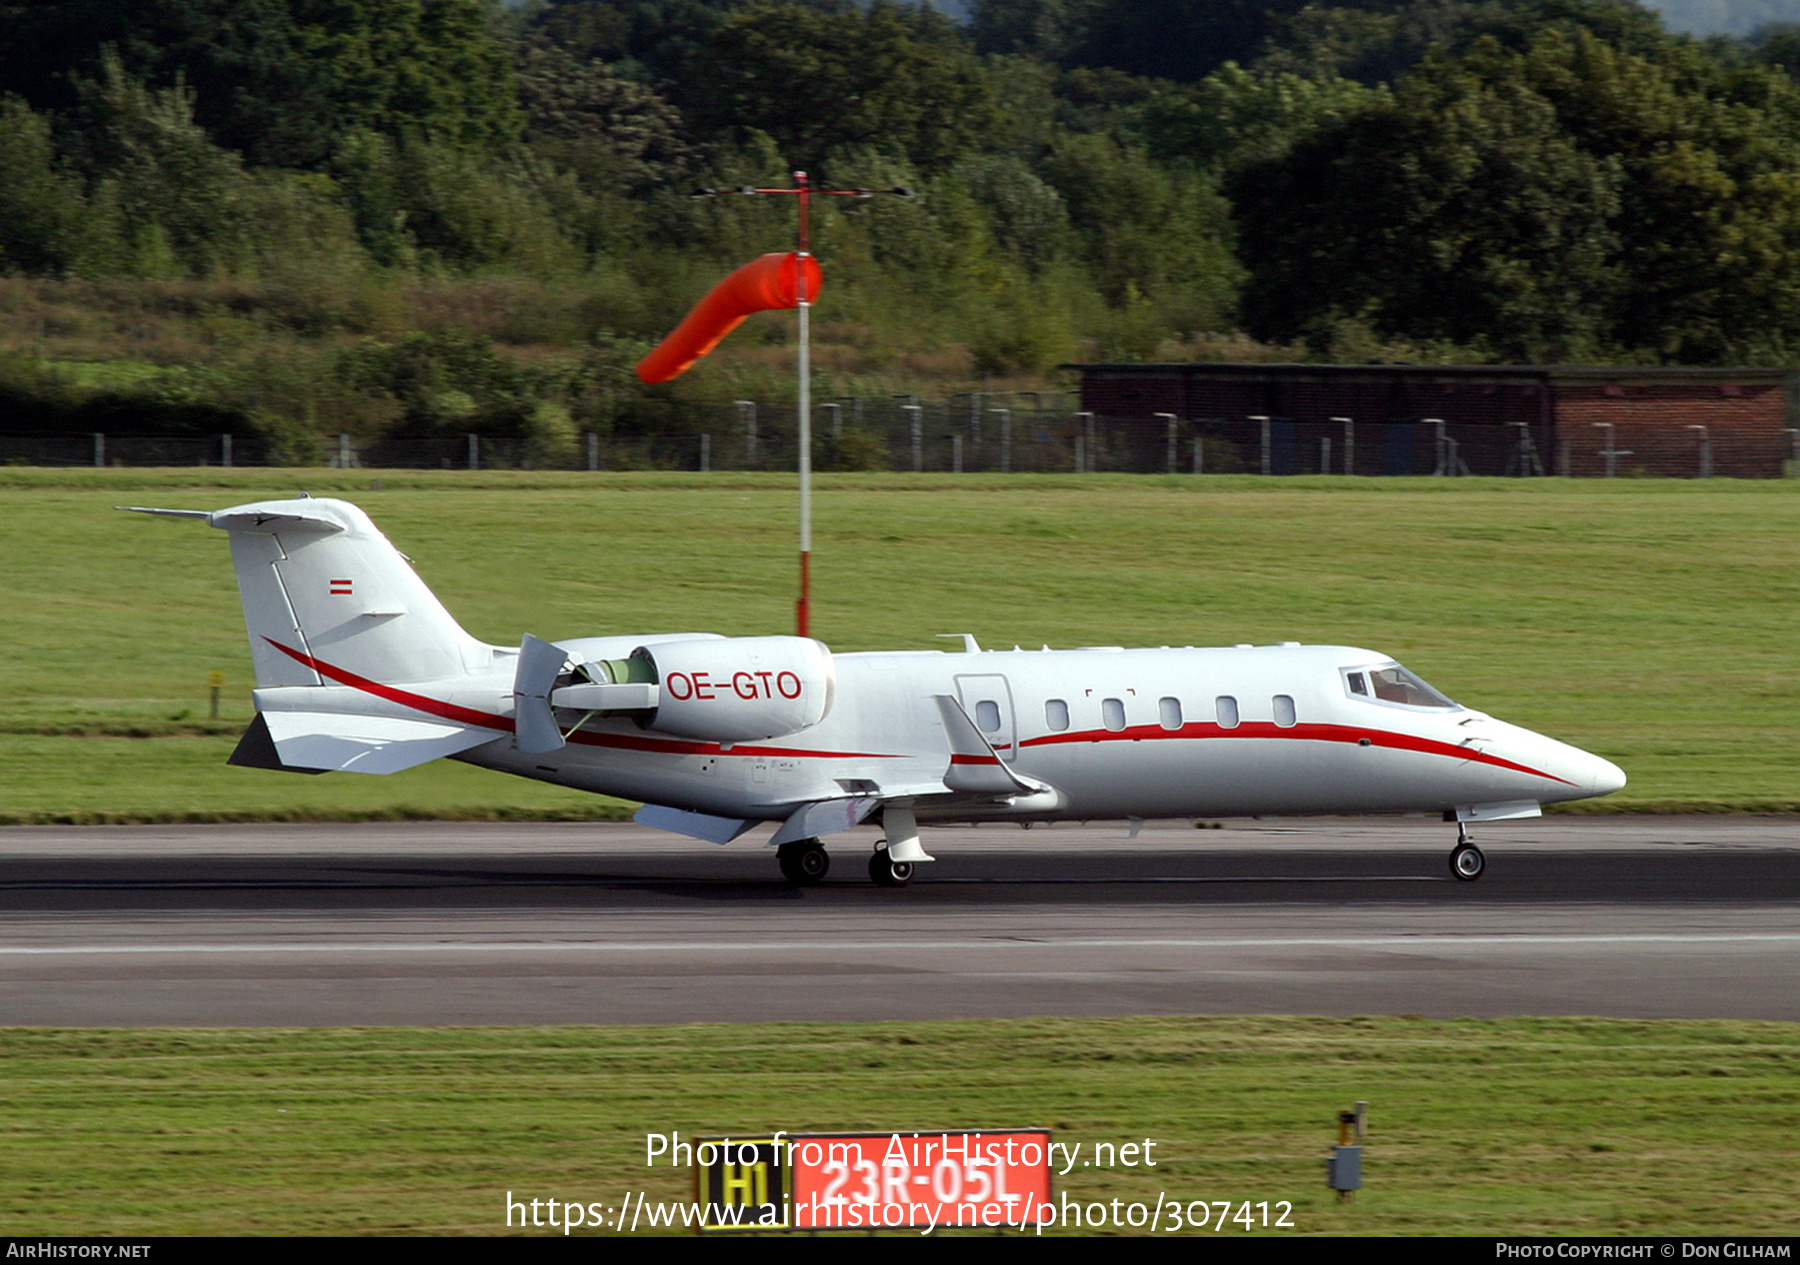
[461,640,1621,825]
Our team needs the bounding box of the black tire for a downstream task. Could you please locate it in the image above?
[778,840,828,886]
[1449,842,1485,882]
[868,847,915,888]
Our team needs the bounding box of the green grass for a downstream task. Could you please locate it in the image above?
[0,1017,1793,1236]
[4,468,1800,817]
[0,734,631,823]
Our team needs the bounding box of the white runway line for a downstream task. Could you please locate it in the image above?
[3,932,1798,956]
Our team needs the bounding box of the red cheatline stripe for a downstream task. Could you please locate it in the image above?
[562,729,896,759]
[268,638,511,731]
[1019,720,1573,786]
[262,639,900,760]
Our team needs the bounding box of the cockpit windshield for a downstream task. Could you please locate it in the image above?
[1346,664,1459,710]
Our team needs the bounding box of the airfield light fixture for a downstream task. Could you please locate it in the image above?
[1327,1102,1367,1201]
[691,174,915,637]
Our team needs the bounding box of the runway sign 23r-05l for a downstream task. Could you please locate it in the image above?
[695,1131,1053,1233]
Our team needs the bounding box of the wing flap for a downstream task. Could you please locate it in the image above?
[767,796,883,848]
[634,804,759,845]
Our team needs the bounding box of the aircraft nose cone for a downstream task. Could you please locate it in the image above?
[1585,753,1627,797]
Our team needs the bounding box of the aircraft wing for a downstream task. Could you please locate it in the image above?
[634,696,1064,850]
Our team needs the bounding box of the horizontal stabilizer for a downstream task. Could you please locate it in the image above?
[635,804,759,845]
[227,712,326,775]
[260,710,497,775]
[118,506,211,522]
[767,796,883,848]
[121,503,349,536]
[209,506,346,535]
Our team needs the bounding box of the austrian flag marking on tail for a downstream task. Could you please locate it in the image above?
[329,579,352,595]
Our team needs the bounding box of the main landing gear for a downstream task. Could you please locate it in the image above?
[776,838,917,888]
[777,839,829,886]
[1448,821,1485,882]
[868,841,915,888]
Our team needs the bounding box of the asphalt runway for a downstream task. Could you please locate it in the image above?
[0,816,1794,1026]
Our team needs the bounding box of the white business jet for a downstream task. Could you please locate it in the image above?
[128,497,1625,886]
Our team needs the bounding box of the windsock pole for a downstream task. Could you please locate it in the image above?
[674,174,912,638]
[795,171,812,638]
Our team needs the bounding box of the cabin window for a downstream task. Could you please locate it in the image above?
[1273,694,1297,727]
[1346,672,1368,697]
[1159,697,1183,730]
[975,700,1002,732]
[1045,699,1070,731]
[1215,695,1239,729]
[1102,698,1126,731]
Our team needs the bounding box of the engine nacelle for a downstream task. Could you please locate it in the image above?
[638,636,835,742]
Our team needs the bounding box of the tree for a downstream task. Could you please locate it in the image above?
[0,0,521,168]
[1042,132,1241,333]
[1230,28,1800,362]
[969,0,1101,60]
[0,97,86,274]
[690,1,997,172]
[1231,46,1623,360]
[514,35,694,193]
[1513,29,1800,359]
[1067,0,1313,84]
[69,50,252,276]
[1136,62,1384,173]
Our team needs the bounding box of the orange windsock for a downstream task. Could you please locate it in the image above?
[636,251,824,384]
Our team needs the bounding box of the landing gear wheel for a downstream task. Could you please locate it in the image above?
[778,839,829,886]
[1449,842,1485,882]
[868,843,915,888]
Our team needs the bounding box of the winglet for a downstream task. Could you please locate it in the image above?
[934,695,1042,796]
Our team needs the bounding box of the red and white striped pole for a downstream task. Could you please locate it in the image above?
[794,172,812,638]
[695,174,912,637]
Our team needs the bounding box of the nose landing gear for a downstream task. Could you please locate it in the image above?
[868,841,915,888]
[1448,821,1485,881]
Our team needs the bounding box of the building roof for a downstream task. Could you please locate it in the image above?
[1067,362,1793,385]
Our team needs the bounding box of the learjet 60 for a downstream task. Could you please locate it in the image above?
[128,497,1625,885]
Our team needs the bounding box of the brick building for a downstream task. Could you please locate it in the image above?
[1071,363,1798,477]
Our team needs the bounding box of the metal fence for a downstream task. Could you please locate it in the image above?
[4,405,1793,477]
[0,431,267,467]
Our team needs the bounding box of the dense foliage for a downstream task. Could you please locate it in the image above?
[8,0,1800,451]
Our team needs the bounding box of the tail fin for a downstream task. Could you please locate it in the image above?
[128,496,490,686]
